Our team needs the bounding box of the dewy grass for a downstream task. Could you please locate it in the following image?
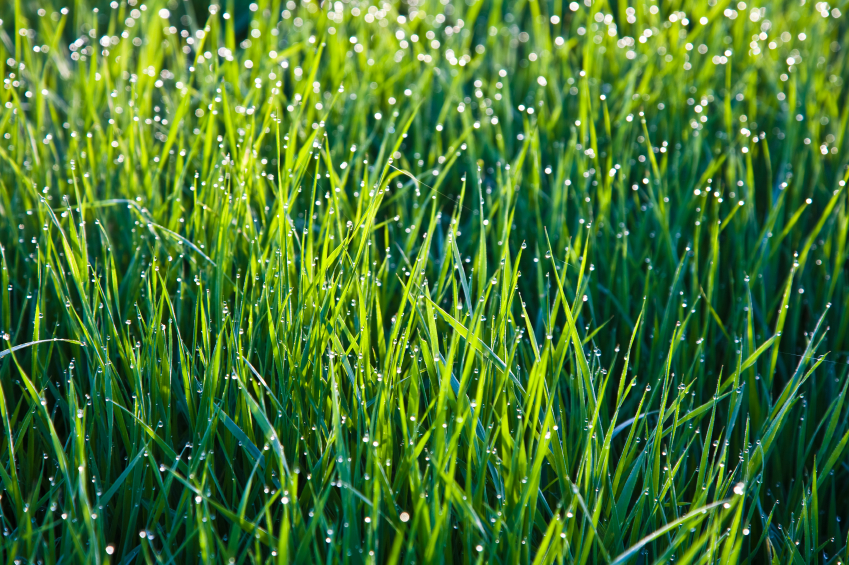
[0,0,848,562]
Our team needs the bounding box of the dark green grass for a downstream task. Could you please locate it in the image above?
[1,0,849,563]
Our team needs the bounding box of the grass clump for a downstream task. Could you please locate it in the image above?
[1,0,849,563]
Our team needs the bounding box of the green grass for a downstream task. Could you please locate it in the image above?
[1,0,848,562]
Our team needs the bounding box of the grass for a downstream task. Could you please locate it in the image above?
[0,0,848,562]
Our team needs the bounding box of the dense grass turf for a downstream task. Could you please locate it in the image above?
[1,0,849,562]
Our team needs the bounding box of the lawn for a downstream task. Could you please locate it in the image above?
[1,0,848,563]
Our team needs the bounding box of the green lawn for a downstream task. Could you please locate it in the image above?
[1,0,848,563]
